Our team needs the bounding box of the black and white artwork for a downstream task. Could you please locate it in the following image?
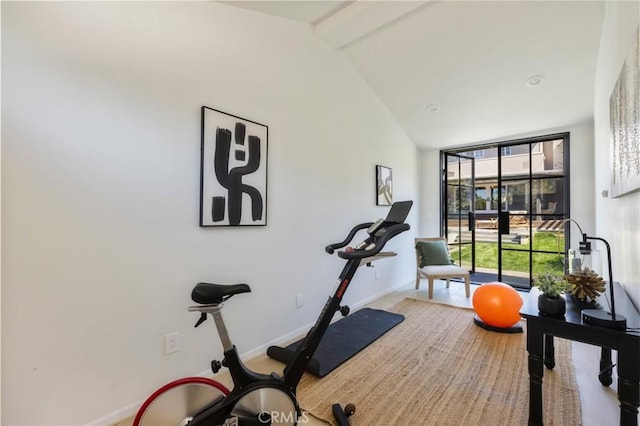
[200,106,267,226]
[376,165,393,206]
[610,26,639,198]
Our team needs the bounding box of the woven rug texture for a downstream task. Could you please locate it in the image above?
[297,298,581,425]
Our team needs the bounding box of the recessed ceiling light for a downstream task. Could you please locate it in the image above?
[426,104,440,112]
[526,75,545,87]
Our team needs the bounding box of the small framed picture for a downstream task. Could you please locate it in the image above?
[376,165,393,206]
[200,106,268,226]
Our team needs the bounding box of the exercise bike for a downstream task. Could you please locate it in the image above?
[133,200,412,426]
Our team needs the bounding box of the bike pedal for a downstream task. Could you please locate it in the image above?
[211,359,222,374]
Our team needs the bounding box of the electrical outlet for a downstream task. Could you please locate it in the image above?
[296,293,304,309]
[164,332,180,354]
[375,269,380,280]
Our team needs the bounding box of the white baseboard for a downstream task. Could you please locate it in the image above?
[84,279,413,426]
[350,279,413,311]
[83,401,142,426]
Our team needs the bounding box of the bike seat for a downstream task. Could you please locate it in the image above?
[191,282,251,304]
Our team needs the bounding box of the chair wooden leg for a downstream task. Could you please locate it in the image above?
[446,279,450,288]
[428,278,434,299]
[464,275,470,297]
[416,273,421,289]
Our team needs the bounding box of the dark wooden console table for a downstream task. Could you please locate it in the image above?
[520,283,640,426]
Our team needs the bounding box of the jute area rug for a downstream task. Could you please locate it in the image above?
[297,298,581,425]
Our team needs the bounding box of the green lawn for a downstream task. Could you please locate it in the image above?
[450,231,565,276]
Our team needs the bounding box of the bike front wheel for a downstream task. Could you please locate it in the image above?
[133,376,230,426]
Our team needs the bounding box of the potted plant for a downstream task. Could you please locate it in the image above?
[532,272,571,317]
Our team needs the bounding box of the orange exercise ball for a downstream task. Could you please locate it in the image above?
[472,282,523,328]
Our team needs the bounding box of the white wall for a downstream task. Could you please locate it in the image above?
[418,121,597,249]
[0,2,418,425]
[0,3,3,420]
[593,1,640,308]
[417,148,442,237]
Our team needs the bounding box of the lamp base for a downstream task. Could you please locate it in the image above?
[582,309,627,330]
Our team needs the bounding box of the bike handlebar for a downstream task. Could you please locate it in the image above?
[325,200,413,261]
[325,222,373,254]
[337,222,410,260]
[325,221,410,260]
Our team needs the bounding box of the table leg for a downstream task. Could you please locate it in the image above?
[544,334,555,369]
[527,320,545,426]
[617,342,639,426]
[598,347,613,387]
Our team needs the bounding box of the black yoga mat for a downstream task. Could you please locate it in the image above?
[267,308,404,377]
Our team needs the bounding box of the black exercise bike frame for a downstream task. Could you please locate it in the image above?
[188,202,412,425]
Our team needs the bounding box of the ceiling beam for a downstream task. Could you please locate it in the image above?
[313,0,427,49]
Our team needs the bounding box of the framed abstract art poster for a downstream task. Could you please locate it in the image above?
[376,165,393,206]
[200,106,268,226]
[610,26,639,198]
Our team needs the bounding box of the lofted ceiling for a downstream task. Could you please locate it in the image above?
[223,1,605,149]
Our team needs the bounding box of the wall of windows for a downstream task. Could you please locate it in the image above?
[442,133,570,288]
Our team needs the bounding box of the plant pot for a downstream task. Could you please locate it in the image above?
[538,294,566,317]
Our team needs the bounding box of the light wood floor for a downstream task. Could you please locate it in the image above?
[115,281,629,425]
